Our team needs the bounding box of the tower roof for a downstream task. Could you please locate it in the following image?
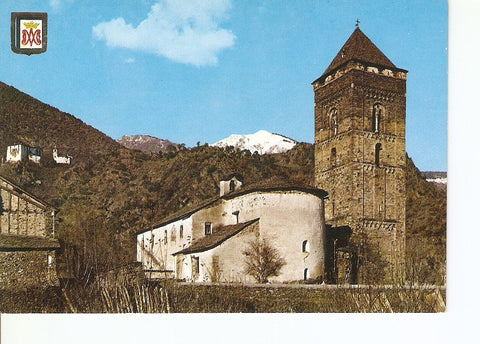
[319,27,399,80]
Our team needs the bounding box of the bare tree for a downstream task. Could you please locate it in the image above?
[243,237,286,283]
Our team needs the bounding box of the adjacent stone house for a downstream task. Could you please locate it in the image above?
[0,175,59,288]
[136,176,328,283]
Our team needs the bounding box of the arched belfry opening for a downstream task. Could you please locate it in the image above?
[372,103,383,133]
[328,107,338,136]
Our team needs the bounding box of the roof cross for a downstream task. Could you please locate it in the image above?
[355,19,360,28]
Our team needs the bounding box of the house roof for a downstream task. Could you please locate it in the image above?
[173,218,259,255]
[314,27,406,83]
[0,234,60,251]
[136,178,328,235]
[0,174,58,212]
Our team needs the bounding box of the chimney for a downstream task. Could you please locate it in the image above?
[219,174,243,197]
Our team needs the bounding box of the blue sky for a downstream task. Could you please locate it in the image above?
[0,0,447,171]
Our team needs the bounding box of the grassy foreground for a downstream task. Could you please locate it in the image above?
[0,281,445,313]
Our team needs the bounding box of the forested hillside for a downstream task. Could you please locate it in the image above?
[0,81,446,283]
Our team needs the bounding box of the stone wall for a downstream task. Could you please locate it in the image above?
[314,65,407,283]
[0,250,58,288]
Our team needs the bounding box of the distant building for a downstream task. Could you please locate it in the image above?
[137,175,328,283]
[53,147,73,165]
[0,175,59,288]
[6,144,42,164]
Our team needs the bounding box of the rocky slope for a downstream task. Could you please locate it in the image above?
[117,135,180,154]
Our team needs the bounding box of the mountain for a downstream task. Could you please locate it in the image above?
[213,130,297,154]
[117,135,180,153]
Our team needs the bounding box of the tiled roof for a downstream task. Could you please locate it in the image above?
[317,27,400,81]
[136,177,327,235]
[0,174,58,212]
[0,234,60,250]
[223,176,328,200]
[173,218,259,255]
[136,196,220,235]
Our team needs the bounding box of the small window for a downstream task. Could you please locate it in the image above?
[331,147,337,167]
[171,227,176,242]
[375,143,381,167]
[302,240,309,253]
[164,230,168,244]
[192,256,200,274]
[180,225,184,239]
[205,222,212,235]
[304,268,309,281]
[229,179,235,192]
[232,210,239,224]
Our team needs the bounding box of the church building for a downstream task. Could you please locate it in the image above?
[135,25,408,285]
[312,25,407,284]
[136,176,328,283]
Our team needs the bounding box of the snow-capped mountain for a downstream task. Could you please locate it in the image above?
[117,135,180,153]
[212,130,297,154]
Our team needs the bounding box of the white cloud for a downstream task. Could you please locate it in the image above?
[49,0,74,11]
[92,0,236,66]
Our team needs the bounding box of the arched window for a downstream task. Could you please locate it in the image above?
[302,240,309,253]
[372,103,383,133]
[375,143,381,167]
[328,108,338,136]
[331,147,337,167]
[180,225,184,239]
[229,179,235,192]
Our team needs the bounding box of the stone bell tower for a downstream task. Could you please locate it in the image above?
[312,25,407,283]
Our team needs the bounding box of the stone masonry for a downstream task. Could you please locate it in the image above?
[312,27,407,283]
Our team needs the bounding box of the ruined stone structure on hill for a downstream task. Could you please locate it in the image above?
[312,26,407,283]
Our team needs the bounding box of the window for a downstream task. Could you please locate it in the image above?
[205,222,212,235]
[232,210,239,224]
[331,147,337,167]
[192,256,200,275]
[180,225,184,239]
[372,103,383,133]
[302,240,309,253]
[229,179,235,192]
[375,143,381,167]
[164,230,167,244]
[304,268,309,281]
[171,227,176,242]
[328,108,338,136]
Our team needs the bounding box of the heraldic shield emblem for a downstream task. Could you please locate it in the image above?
[11,12,48,55]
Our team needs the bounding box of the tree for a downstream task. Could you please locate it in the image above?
[242,237,286,283]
